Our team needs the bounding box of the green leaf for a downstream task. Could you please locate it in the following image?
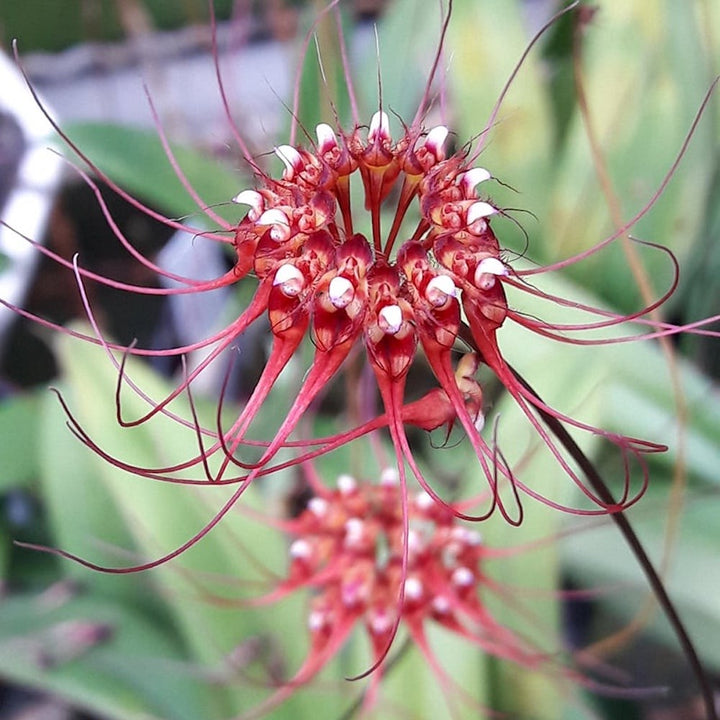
[562,487,720,671]
[0,391,41,490]
[0,588,214,720]
[355,0,447,127]
[546,0,717,310]
[448,0,553,246]
[61,123,245,222]
[51,326,313,716]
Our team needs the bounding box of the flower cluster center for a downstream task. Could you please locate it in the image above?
[231,112,511,380]
[287,472,486,652]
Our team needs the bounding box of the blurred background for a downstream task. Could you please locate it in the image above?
[0,1,718,718]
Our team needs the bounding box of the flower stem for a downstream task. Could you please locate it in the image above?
[510,366,717,719]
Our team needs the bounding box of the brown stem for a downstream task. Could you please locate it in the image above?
[510,366,716,720]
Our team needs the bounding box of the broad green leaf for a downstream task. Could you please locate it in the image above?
[61,123,245,222]
[0,391,41,490]
[39,384,150,605]
[562,489,720,671]
[0,589,213,720]
[547,0,717,310]
[52,327,329,717]
[355,0,448,127]
[293,2,353,134]
[448,0,553,246]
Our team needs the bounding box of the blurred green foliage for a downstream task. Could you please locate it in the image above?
[1,1,719,718]
[1,1,234,53]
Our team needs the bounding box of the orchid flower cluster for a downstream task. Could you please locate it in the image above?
[3,0,719,717]
[247,464,569,716]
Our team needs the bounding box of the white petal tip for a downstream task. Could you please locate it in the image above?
[467,201,497,225]
[415,491,434,510]
[316,123,337,151]
[232,189,263,208]
[459,167,491,194]
[257,208,291,242]
[337,474,357,494]
[404,577,423,601]
[308,497,328,517]
[328,275,354,308]
[477,257,507,276]
[368,111,390,142]
[425,274,457,305]
[451,567,474,588]
[378,304,403,335]
[275,144,302,176]
[290,539,312,559]
[425,125,449,156]
[273,263,304,295]
[380,467,399,486]
[308,610,326,632]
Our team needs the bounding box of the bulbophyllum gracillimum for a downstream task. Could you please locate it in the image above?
[3,2,720,718]
[221,463,600,718]
[5,0,719,552]
[4,3,720,704]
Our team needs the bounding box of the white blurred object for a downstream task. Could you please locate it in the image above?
[22,22,290,151]
[156,224,232,395]
[0,49,64,346]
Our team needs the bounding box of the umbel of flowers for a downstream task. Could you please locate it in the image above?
[4,2,719,716]
[9,0,713,527]
[246,466,551,716]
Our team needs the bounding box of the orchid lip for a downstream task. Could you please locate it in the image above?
[231,189,264,219]
[467,201,497,224]
[275,144,302,176]
[328,275,354,308]
[378,304,403,335]
[368,110,390,142]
